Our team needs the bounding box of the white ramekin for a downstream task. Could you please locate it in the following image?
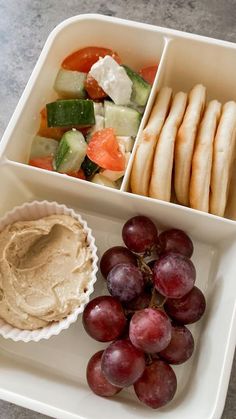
[0,200,98,342]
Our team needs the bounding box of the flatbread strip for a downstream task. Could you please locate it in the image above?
[149,91,187,202]
[130,87,172,196]
[174,84,206,206]
[224,153,236,220]
[189,100,221,212]
[210,101,236,217]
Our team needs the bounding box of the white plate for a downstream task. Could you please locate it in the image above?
[0,13,236,419]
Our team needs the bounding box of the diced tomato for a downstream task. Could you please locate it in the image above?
[62,46,121,72]
[85,74,107,100]
[67,168,86,180]
[139,65,158,85]
[87,128,125,171]
[38,108,65,140]
[29,156,53,171]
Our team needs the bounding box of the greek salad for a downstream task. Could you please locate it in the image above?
[29,46,158,188]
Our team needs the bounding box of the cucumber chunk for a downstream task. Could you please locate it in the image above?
[46,99,95,127]
[93,102,104,116]
[30,135,58,158]
[55,130,87,173]
[123,65,151,107]
[81,156,99,178]
[101,169,125,182]
[54,69,86,98]
[104,101,142,136]
[87,115,105,141]
[91,173,117,189]
[129,102,145,115]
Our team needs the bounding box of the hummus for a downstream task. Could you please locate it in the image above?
[0,214,93,330]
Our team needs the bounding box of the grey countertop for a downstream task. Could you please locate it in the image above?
[0,0,235,418]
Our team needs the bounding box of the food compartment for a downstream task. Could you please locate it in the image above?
[0,15,168,191]
[1,14,236,419]
[0,160,236,419]
[156,36,236,100]
[124,36,236,221]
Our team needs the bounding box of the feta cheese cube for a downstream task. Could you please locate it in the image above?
[117,143,126,155]
[89,56,133,105]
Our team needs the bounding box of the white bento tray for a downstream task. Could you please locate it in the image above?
[0,13,236,419]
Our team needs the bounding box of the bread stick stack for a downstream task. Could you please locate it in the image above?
[130,84,236,218]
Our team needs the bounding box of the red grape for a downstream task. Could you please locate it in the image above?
[107,263,144,302]
[164,286,206,324]
[82,296,126,342]
[122,216,158,253]
[101,339,145,387]
[153,252,196,298]
[134,360,177,408]
[123,290,152,311]
[100,246,137,279]
[159,229,193,258]
[87,351,122,397]
[129,308,172,353]
[159,325,194,364]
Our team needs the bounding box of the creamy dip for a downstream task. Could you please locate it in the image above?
[0,214,93,330]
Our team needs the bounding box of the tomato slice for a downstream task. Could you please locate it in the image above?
[85,74,107,100]
[29,156,53,171]
[66,168,86,180]
[139,65,158,85]
[87,128,125,171]
[38,108,65,140]
[62,46,121,72]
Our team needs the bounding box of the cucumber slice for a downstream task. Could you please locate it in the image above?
[87,115,105,141]
[54,69,86,98]
[81,156,99,178]
[129,102,145,114]
[93,102,104,116]
[104,101,142,136]
[55,130,87,173]
[91,173,117,189]
[46,99,95,127]
[30,135,58,158]
[101,169,125,182]
[123,65,151,107]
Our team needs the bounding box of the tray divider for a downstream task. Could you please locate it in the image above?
[120,36,173,192]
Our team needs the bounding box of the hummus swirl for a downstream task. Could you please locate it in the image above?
[0,214,93,330]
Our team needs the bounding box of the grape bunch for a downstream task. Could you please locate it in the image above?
[83,215,206,409]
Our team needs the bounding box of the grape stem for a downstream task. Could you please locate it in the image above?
[137,255,153,276]
[149,288,167,309]
[136,255,167,309]
[146,353,153,365]
[145,352,161,365]
[149,288,158,307]
[136,255,154,288]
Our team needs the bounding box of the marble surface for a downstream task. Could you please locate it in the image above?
[0,0,235,417]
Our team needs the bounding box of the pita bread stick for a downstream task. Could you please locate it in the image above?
[130,87,172,196]
[190,100,221,212]
[149,91,187,202]
[174,84,206,206]
[210,101,236,216]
